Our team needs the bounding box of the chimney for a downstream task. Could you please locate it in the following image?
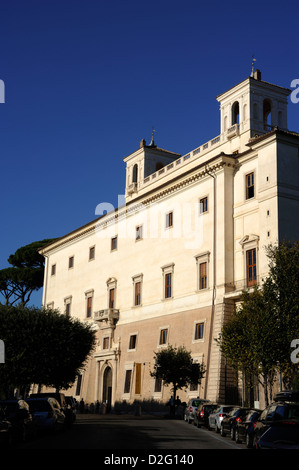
[254,69,261,80]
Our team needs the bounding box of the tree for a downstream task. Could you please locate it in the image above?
[150,345,205,403]
[0,239,55,307]
[0,305,96,398]
[218,241,299,405]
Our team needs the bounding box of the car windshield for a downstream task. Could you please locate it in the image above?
[192,400,201,407]
[27,400,51,412]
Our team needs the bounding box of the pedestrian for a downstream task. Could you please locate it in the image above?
[95,400,100,414]
[79,398,85,414]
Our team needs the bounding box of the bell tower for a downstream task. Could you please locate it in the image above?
[217,68,291,139]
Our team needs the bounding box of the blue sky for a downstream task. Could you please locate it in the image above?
[0,0,298,307]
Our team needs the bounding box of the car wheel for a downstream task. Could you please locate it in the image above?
[216,424,220,433]
[246,433,253,449]
[220,424,226,437]
[235,429,241,444]
[230,427,235,440]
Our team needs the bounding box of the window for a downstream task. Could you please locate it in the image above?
[103,337,109,349]
[195,252,210,291]
[64,296,72,316]
[86,296,92,318]
[69,256,74,269]
[124,370,132,394]
[51,264,56,276]
[199,262,207,289]
[129,334,137,350]
[194,322,204,340]
[136,225,143,241]
[135,363,142,394]
[75,374,83,396]
[200,197,208,214]
[85,290,94,318]
[89,246,95,260]
[162,263,174,299]
[132,164,138,183]
[166,211,173,228]
[135,282,141,306]
[111,236,117,251]
[109,288,115,309]
[232,101,239,125]
[246,248,257,287]
[246,172,255,199]
[159,328,168,345]
[154,377,162,393]
[165,273,172,298]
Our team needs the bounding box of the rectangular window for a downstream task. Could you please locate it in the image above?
[111,236,117,251]
[194,322,204,340]
[136,225,143,241]
[129,334,137,350]
[200,197,208,213]
[154,377,162,393]
[65,302,71,317]
[165,273,172,298]
[166,211,173,228]
[69,256,74,269]
[89,246,95,260]
[135,363,142,395]
[159,328,168,345]
[199,262,207,289]
[103,337,109,349]
[246,172,254,199]
[51,264,56,276]
[134,281,141,306]
[246,248,257,286]
[109,288,115,309]
[124,370,132,394]
[86,296,92,318]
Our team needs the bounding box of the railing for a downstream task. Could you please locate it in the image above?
[225,276,260,292]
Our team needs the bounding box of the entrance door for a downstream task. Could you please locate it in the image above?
[103,366,112,413]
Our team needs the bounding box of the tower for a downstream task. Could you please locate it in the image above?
[217,69,291,139]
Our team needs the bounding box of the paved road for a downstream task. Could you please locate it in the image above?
[18,413,245,451]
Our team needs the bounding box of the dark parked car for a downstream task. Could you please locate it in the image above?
[220,406,252,440]
[255,421,299,449]
[30,392,75,425]
[0,405,13,448]
[253,400,299,447]
[0,399,35,443]
[273,390,299,403]
[235,409,261,448]
[194,402,219,428]
[26,398,66,432]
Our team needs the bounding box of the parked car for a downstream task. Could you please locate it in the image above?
[235,409,261,448]
[253,400,299,447]
[220,406,252,440]
[208,405,235,433]
[26,398,66,432]
[255,421,299,449]
[184,398,209,424]
[30,392,75,426]
[194,402,219,428]
[0,399,35,443]
[0,405,13,448]
[273,390,299,403]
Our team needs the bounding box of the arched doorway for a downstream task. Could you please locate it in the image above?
[103,366,112,413]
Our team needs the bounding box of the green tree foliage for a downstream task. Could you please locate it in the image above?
[219,241,299,405]
[0,239,55,307]
[0,305,96,398]
[150,345,205,401]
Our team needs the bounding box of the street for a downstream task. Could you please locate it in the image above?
[18,413,245,451]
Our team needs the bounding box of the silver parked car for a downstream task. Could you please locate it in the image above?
[208,405,235,433]
[184,398,209,424]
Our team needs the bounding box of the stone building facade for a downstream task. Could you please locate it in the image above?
[38,70,299,410]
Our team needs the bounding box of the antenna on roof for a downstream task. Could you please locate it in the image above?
[251,55,256,77]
